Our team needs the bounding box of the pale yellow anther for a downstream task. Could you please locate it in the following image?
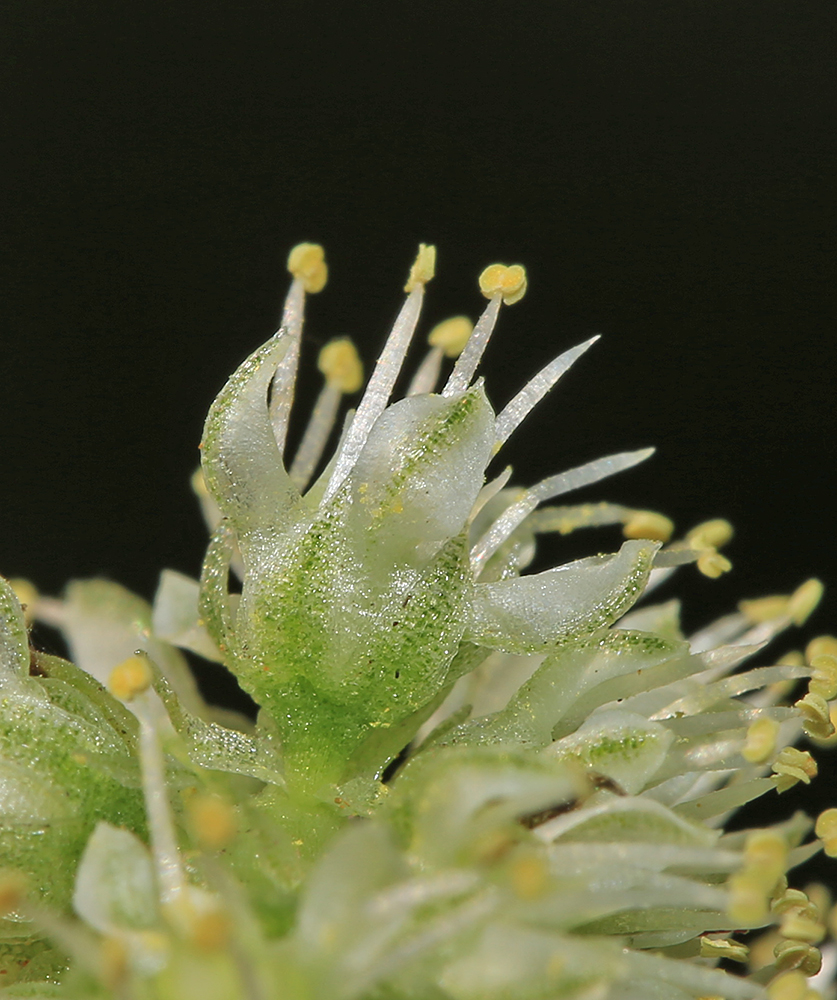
[778,650,805,667]
[699,937,749,963]
[287,242,328,293]
[810,704,837,748]
[510,853,549,900]
[697,550,732,579]
[188,794,238,851]
[814,809,837,858]
[739,595,790,624]
[773,939,823,978]
[780,913,826,944]
[404,244,436,292]
[772,888,819,921]
[796,692,835,740]
[190,908,231,951]
[687,518,734,551]
[728,871,769,924]
[318,338,364,393]
[772,748,817,793]
[622,511,674,543]
[100,935,129,990]
[742,717,780,764]
[745,831,788,890]
[9,578,38,625]
[788,579,824,626]
[806,635,837,664]
[427,316,473,358]
[767,970,811,1000]
[478,263,528,305]
[191,467,209,498]
[108,655,153,702]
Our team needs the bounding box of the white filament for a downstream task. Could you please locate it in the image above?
[322,284,426,503]
[442,296,501,397]
[407,345,445,396]
[268,276,306,456]
[470,447,655,572]
[289,382,342,491]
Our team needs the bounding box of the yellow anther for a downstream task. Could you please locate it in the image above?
[745,831,788,890]
[814,809,837,858]
[188,794,238,851]
[478,263,528,304]
[318,338,364,393]
[739,595,790,624]
[108,655,153,702]
[509,853,549,900]
[191,466,209,497]
[9,578,38,624]
[287,242,328,293]
[788,579,824,625]
[622,511,675,543]
[728,871,769,924]
[773,939,823,977]
[772,748,817,793]
[404,243,436,292]
[100,935,129,990]
[190,909,231,951]
[767,970,811,1000]
[810,704,837,748]
[772,888,819,922]
[699,937,749,963]
[427,316,473,358]
[0,870,27,915]
[795,692,835,740]
[780,913,826,944]
[802,882,831,920]
[806,635,837,663]
[778,650,805,667]
[697,551,732,579]
[687,518,734,550]
[742,717,780,764]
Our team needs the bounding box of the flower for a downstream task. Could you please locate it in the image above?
[0,243,834,998]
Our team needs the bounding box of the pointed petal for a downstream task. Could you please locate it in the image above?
[201,330,304,547]
[466,539,660,653]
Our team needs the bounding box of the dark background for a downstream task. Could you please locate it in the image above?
[2,1,836,871]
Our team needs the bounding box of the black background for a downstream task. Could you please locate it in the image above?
[2,1,836,874]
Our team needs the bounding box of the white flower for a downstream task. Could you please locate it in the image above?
[1,243,833,1000]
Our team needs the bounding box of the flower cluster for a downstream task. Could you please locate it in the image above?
[1,243,835,999]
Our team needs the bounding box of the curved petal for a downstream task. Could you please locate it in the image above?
[465,539,660,653]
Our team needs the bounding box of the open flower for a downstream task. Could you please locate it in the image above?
[1,243,833,998]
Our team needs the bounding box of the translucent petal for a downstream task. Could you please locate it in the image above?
[0,574,28,677]
[465,540,659,654]
[73,822,157,933]
[200,330,304,547]
[152,569,223,663]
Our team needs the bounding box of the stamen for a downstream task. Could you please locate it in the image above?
[289,338,363,491]
[493,336,600,447]
[470,447,654,571]
[109,656,187,907]
[442,263,527,397]
[815,809,837,858]
[322,245,435,503]
[407,316,472,396]
[269,243,328,456]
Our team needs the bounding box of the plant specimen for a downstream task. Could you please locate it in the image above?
[1,243,835,999]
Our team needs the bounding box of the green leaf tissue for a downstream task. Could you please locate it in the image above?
[2,243,836,999]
